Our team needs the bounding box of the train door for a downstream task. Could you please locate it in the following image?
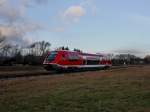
[83,60,87,65]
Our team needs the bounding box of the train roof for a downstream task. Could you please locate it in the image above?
[49,50,104,57]
[81,53,104,57]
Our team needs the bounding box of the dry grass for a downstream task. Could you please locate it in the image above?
[0,66,150,112]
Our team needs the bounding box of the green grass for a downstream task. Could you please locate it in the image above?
[0,66,150,112]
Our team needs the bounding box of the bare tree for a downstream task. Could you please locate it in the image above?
[39,41,51,56]
[0,32,6,57]
[0,37,4,44]
[29,42,39,56]
[0,32,5,49]
[1,44,12,57]
[28,41,51,56]
[11,45,21,57]
[144,55,150,64]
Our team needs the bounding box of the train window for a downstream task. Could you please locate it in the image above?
[82,55,100,65]
[87,60,99,65]
[68,53,80,61]
[47,51,58,61]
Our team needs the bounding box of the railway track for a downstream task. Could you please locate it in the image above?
[0,65,143,80]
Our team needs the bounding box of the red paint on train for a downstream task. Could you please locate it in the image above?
[43,50,112,71]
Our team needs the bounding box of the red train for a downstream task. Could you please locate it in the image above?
[43,50,112,71]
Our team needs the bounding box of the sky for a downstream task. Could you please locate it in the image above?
[0,0,150,57]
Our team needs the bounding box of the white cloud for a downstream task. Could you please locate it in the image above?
[22,36,34,45]
[51,0,96,32]
[59,0,96,25]
[0,21,42,46]
[0,1,24,23]
[64,6,85,17]
[0,25,20,38]
[63,5,86,23]
[0,8,23,23]
[0,0,6,6]
[0,0,45,46]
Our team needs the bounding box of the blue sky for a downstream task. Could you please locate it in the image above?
[0,0,150,56]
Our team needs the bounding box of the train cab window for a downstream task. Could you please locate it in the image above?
[47,51,58,61]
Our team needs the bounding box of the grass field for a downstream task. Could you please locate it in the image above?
[0,66,150,112]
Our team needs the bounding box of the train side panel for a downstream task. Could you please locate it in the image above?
[43,50,112,71]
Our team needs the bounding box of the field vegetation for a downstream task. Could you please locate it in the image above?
[0,66,150,112]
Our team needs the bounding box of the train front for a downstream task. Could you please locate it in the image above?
[43,51,60,71]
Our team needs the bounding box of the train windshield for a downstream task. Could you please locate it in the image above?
[47,51,58,61]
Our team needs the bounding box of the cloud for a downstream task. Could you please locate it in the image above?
[59,0,96,25]
[63,5,86,23]
[0,0,45,46]
[0,1,24,23]
[51,0,96,32]
[0,0,6,6]
[0,25,20,39]
[0,22,41,45]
